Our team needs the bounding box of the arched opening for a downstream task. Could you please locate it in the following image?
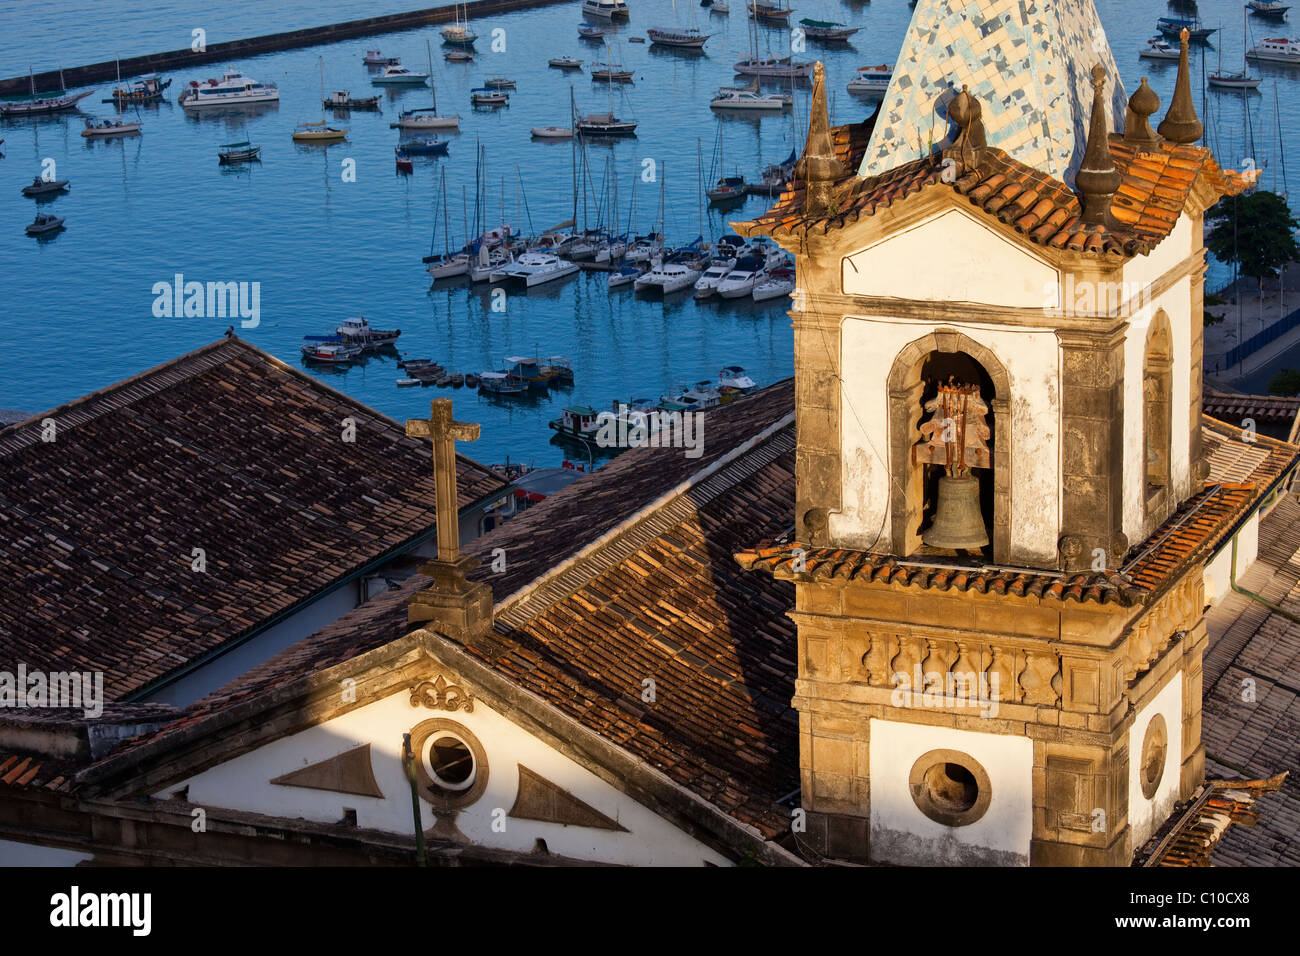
[887,331,1011,564]
[1143,314,1173,515]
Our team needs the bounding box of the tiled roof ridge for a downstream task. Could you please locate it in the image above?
[494,412,797,628]
[1138,772,1289,866]
[1204,412,1298,452]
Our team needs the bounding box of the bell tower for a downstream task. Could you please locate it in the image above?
[735,2,1247,865]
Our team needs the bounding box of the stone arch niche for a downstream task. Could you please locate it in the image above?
[887,330,1012,565]
[1143,311,1173,521]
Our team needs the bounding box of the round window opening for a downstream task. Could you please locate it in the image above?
[910,750,992,827]
[429,735,475,790]
[1140,714,1168,800]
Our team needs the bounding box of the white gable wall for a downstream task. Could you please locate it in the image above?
[162,687,731,866]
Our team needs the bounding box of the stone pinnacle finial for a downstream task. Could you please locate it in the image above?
[1075,64,1122,227]
[1157,29,1204,144]
[795,61,846,216]
[1124,77,1162,146]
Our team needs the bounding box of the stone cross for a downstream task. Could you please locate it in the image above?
[406,399,480,564]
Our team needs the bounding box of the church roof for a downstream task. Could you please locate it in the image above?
[0,337,507,701]
[70,381,803,847]
[736,416,1300,608]
[736,122,1245,261]
[861,0,1126,184]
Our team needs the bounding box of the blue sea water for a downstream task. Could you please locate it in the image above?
[0,0,1295,467]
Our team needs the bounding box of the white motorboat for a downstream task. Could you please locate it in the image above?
[669,380,723,410]
[752,267,795,302]
[371,64,429,86]
[1139,37,1181,60]
[710,86,788,110]
[717,365,757,395]
[847,64,892,94]
[491,252,580,287]
[582,0,630,19]
[648,28,713,49]
[1247,36,1300,63]
[693,256,738,298]
[549,56,583,70]
[301,342,362,364]
[716,254,765,298]
[180,68,279,108]
[579,24,606,39]
[363,49,392,65]
[531,125,574,138]
[81,116,141,138]
[733,55,814,78]
[634,261,702,296]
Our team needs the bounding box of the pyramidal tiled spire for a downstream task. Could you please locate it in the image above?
[860,0,1128,185]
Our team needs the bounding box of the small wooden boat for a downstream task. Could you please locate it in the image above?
[397,377,421,387]
[324,90,381,109]
[292,120,347,143]
[549,56,583,70]
[103,74,170,105]
[478,371,528,395]
[26,213,65,236]
[444,50,475,62]
[485,76,517,89]
[21,176,70,196]
[450,373,465,387]
[301,341,363,364]
[464,372,479,388]
[471,87,509,106]
[1157,16,1217,41]
[363,49,393,65]
[531,125,574,138]
[81,117,142,138]
[395,151,414,173]
[218,140,261,164]
[1248,0,1291,19]
[0,87,95,117]
[748,0,793,22]
[590,64,634,82]
[629,36,646,43]
[579,23,605,39]
[647,28,713,48]
[798,18,859,41]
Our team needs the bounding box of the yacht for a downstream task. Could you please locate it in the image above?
[371,64,429,86]
[717,366,757,398]
[733,55,814,78]
[647,28,712,49]
[576,111,638,136]
[625,233,664,262]
[634,261,703,296]
[716,254,766,298]
[1139,37,1182,60]
[710,86,789,110]
[442,3,479,45]
[393,106,460,130]
[582,0,631,20]
[427,250,471,281]
[1247,36,1300,63]
[694,256,738,298]
[490,252,580,287]
[752,267,795,302]
[847,64,892,94]
[179,68,279,108]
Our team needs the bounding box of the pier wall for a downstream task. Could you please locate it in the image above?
[0,0,568,97]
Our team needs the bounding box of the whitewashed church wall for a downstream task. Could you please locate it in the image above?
[1126,673,1184,850]
[162,687,732,866]
[1203,513,1259,607]
[834,318,1061,565]
[867,719,1033,866]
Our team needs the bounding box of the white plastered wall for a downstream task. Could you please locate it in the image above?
[1203,511,1260,606]
[868,719,1033,866]
[1127,672,1184,850]
[162,687,731,866]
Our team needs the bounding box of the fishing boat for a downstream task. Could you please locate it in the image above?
[1210,9,1263,89]
[531,125,574,138]
[1248,0,1291,19]
[549,405,603,442]
[1247,36,1300,62]
[371,64,429,86]
[1156,17,1217,41]
[485,76,517,89]
[0,68,95,117]
[647,28,713,48]
[324,91,381,110]
[590,63,635,82]
[441,3,479,46]
[471,87,509,106]
[103,73,170,105]
[490,252,580,287]
[541,356,575,385]
[502,357,553,390]
[300,341,363,364]
[363,49,393,65]
[335,316,401,349]
[579,24,606,39]
[608,265,644,289]
[798,17,859,41]
[444,50,475,62]
[748,1,793,23]
[549,56,583,70]
[477,371,529,395]
[1139,37,1182,60]
[397,135,450,155]
[218,140,261,164]
[81,116,141,137]
[847,64,892,94]
[180,68,279,107]
[752,266,795,301]
[733,55,814,77]
[716,254,766,297]
[25,213,65,236]
[582,0,630,19]
[21,176,70,197]
[295,58,349,142]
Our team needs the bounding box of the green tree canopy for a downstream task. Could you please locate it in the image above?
[1207,190,1300,283]
[1268,368,1300,396]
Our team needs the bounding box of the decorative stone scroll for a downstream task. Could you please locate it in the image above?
[410,674,475,713]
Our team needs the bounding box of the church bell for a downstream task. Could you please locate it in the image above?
[922,475,989,551]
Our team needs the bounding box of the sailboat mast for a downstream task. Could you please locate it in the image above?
[427,38,437,114]
[697,138,704,239]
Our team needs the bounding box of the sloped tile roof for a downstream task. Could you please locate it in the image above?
[0,338,506,701]
[738,130,1245,261]
[1137,774,1289,866]
[0,751,75,792]
[1204,390,1300,429]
